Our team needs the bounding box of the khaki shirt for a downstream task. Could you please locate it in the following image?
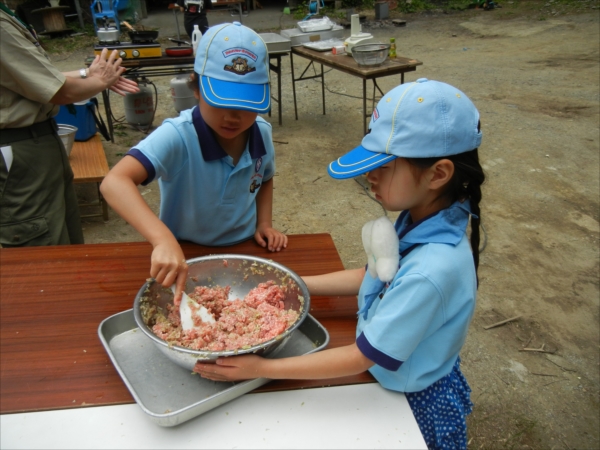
[0,9,66,129]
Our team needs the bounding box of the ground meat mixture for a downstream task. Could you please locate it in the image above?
[151,281,299,352]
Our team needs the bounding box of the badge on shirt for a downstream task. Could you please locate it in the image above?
[249,157,263,193]
[249,179,261,193]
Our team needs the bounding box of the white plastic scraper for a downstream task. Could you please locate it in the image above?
[171,285,215,331]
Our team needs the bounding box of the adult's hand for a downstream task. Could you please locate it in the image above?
[87,48,127,89]
[52,48,136,104]
[87,48,139,95]
[108,77,140,96]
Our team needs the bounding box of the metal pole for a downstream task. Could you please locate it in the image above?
[172,6,181,41]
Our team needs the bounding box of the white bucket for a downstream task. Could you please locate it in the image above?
[57,124,78,156]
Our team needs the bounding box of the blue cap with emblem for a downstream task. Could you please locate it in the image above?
[194,22,270,113]
[328,79,482,179]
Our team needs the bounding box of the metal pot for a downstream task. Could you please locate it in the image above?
[122,21,159,43]
[97,26,120,43]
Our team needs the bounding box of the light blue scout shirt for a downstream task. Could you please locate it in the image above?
[356,201,477,393]
[127,107,275,246]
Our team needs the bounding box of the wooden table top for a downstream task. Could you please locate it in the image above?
[0,234,373,414]
[292,45,423,80]
[69,134,109,183]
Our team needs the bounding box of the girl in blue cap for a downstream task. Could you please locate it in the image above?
[194,79,485,449]
[101,23,287,303]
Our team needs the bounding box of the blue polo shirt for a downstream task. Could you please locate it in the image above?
[356,201,477,393]
[126,107,275,246]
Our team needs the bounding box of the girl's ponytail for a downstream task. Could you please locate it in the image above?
[407,147,486,276]
[448,149,485,276]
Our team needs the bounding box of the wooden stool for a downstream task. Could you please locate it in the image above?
[69,134,110,222]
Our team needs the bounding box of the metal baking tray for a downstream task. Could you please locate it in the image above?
[280,25,345,47]
[259,32,291,54]
[98,309,329,427]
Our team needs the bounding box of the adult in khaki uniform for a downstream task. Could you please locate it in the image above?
[0,5,138,247]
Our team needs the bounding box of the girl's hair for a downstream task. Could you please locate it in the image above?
[406,147,485,275]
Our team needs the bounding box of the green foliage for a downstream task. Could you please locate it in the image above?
[293,6,340,20]
[341,0,364,8]
[396,0,434,13]
[446,0,476,11]
[293,6,307,20]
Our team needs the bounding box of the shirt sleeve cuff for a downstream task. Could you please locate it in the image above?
[126,148,155,185]
[356,332,403,371]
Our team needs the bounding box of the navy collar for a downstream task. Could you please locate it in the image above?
[192,107,266,161]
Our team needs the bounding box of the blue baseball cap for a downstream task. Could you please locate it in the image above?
[194,22,270,113]
[328,79,482,179]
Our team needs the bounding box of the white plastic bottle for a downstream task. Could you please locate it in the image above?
[192,25,202,56]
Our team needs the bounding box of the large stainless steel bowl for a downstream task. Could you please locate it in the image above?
[133,254,310,371]
[352,43,391,67]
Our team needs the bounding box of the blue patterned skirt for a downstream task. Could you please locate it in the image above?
[405,357,473,450]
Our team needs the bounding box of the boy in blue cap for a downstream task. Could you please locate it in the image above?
[101,23,287,301]
[195,79,486,449]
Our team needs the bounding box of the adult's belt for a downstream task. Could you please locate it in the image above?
[0,119,58,146]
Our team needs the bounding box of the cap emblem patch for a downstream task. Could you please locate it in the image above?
[222,47,258,62]
[372,107,380,122]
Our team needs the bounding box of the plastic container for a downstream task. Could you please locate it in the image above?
[332,45,346,55]
[54,100,97,141]
[389,37,397,58]
[57,124,78,156]
[170,75,197,112]
[192,25,202,56]
[297,17,334,33]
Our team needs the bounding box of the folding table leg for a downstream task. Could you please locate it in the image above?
[290,52,298,120]
[102,89,114,143]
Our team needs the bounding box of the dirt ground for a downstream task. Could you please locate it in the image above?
[51,2,599,448]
